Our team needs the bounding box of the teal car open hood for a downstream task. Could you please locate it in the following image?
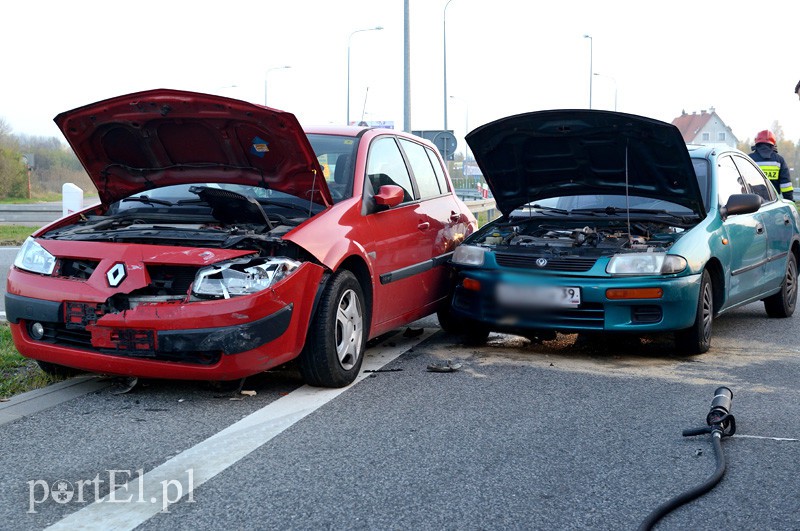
[466,110,704,217]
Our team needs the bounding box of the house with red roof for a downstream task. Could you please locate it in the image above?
[670,107,738,148]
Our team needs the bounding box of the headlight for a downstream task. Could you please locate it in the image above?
[13,237,56,275]
[192,257,300,299]
[452,245,486,266]
[606,253,687,276]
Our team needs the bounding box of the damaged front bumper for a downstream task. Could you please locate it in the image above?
[4,262,324,380]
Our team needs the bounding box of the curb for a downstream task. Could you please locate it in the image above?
[0,374,112,427]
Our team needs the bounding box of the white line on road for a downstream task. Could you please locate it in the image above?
[45,329,433,531]
[734,434,800,442]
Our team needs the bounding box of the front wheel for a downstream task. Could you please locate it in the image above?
[298,270,367,388]
[674,270,713,355]
[764,253,797,318]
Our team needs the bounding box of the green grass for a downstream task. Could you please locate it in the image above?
[0,323,64,399]
[0,193,63,204]
[0,225,36,246]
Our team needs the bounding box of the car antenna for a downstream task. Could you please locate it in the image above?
[625,140,632,245]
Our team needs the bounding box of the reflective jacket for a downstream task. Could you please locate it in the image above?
[749,143,794,200]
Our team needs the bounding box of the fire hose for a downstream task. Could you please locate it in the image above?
[638,387,736,530]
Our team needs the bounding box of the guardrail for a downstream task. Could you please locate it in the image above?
[464,198,496,215]
[0,204,63,226]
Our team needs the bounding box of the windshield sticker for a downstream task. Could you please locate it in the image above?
[250,136,270,158]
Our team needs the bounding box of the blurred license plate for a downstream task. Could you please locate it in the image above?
[496,283,581,308]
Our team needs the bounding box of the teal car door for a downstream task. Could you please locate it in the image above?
[718,155,769,305]
[733,154,792,291]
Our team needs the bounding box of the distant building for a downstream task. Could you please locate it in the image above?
[670,107,738,148]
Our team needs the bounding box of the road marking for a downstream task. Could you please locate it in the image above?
[45,329,433,531]
[734,434,799,442]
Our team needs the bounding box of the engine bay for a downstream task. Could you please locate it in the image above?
[475,218,688,258]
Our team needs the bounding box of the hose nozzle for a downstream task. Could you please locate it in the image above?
[683,386,736,438]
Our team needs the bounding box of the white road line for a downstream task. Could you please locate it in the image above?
[734,434,800,442]
[45,329,433,531]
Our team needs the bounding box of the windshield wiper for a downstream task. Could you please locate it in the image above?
[571,207,698,223]
[256,198,319,215]
[120,196,174,207]
[514,204,571,216]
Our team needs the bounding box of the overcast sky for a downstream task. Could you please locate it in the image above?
[3,0,799,156]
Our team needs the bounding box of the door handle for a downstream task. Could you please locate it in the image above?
[785,214,791,225]
[417,222,430,230]
[756,223,764,234]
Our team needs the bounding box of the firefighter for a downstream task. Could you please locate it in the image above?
[749,130,794,200]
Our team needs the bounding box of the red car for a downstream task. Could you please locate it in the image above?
[5,89,476,387]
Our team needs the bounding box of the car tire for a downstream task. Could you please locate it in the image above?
[674,270,713,354]
[436,304,465,335]
[764,253,797,318]
[36,360,81,378]
[298,270,366,388]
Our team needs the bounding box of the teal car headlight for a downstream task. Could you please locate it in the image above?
[452,245,486,266]
[606,252,687,276]
[13,237,56,275]
[192,256,300,299]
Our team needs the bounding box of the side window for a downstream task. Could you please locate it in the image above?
[717,156,747,207]
[426,148,451,193]
[366,137,415,202]
[398,138,442,198]
[733,155,776,203]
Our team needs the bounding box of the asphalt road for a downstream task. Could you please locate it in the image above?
[1,306,799,530]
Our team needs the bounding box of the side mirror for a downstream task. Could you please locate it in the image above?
[375,185,405,209]
[721,193,762,219]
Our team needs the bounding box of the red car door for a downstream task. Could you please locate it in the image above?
[362,136,449,333]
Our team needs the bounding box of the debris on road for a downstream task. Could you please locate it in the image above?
[403,327,425,338]
[110,376,139,395]
[427,360,462,373]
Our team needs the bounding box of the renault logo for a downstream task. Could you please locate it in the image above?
[535,258,548,268]
[107,263,127,287]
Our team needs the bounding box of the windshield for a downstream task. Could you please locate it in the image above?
[307,134,360,203]
[520,158,711,216]
[691,158,710,211]
[529,194,694,214]
[109,183,321,216]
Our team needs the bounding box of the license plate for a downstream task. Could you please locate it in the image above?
[496,283,581,308]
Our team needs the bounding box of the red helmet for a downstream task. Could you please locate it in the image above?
[755,130,776,145]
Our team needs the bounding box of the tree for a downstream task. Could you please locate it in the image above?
[0,117,27,198]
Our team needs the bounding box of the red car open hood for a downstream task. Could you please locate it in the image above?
[55,89,332,207]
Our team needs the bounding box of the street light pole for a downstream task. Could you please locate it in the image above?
[449,95,469,157]
[443,0,455,130]
[593,72,617,111]
[264,66,290,106]
[583,34,593,109]
[347,26,383,125]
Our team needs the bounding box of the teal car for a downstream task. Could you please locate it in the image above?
[446,110,800,352]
